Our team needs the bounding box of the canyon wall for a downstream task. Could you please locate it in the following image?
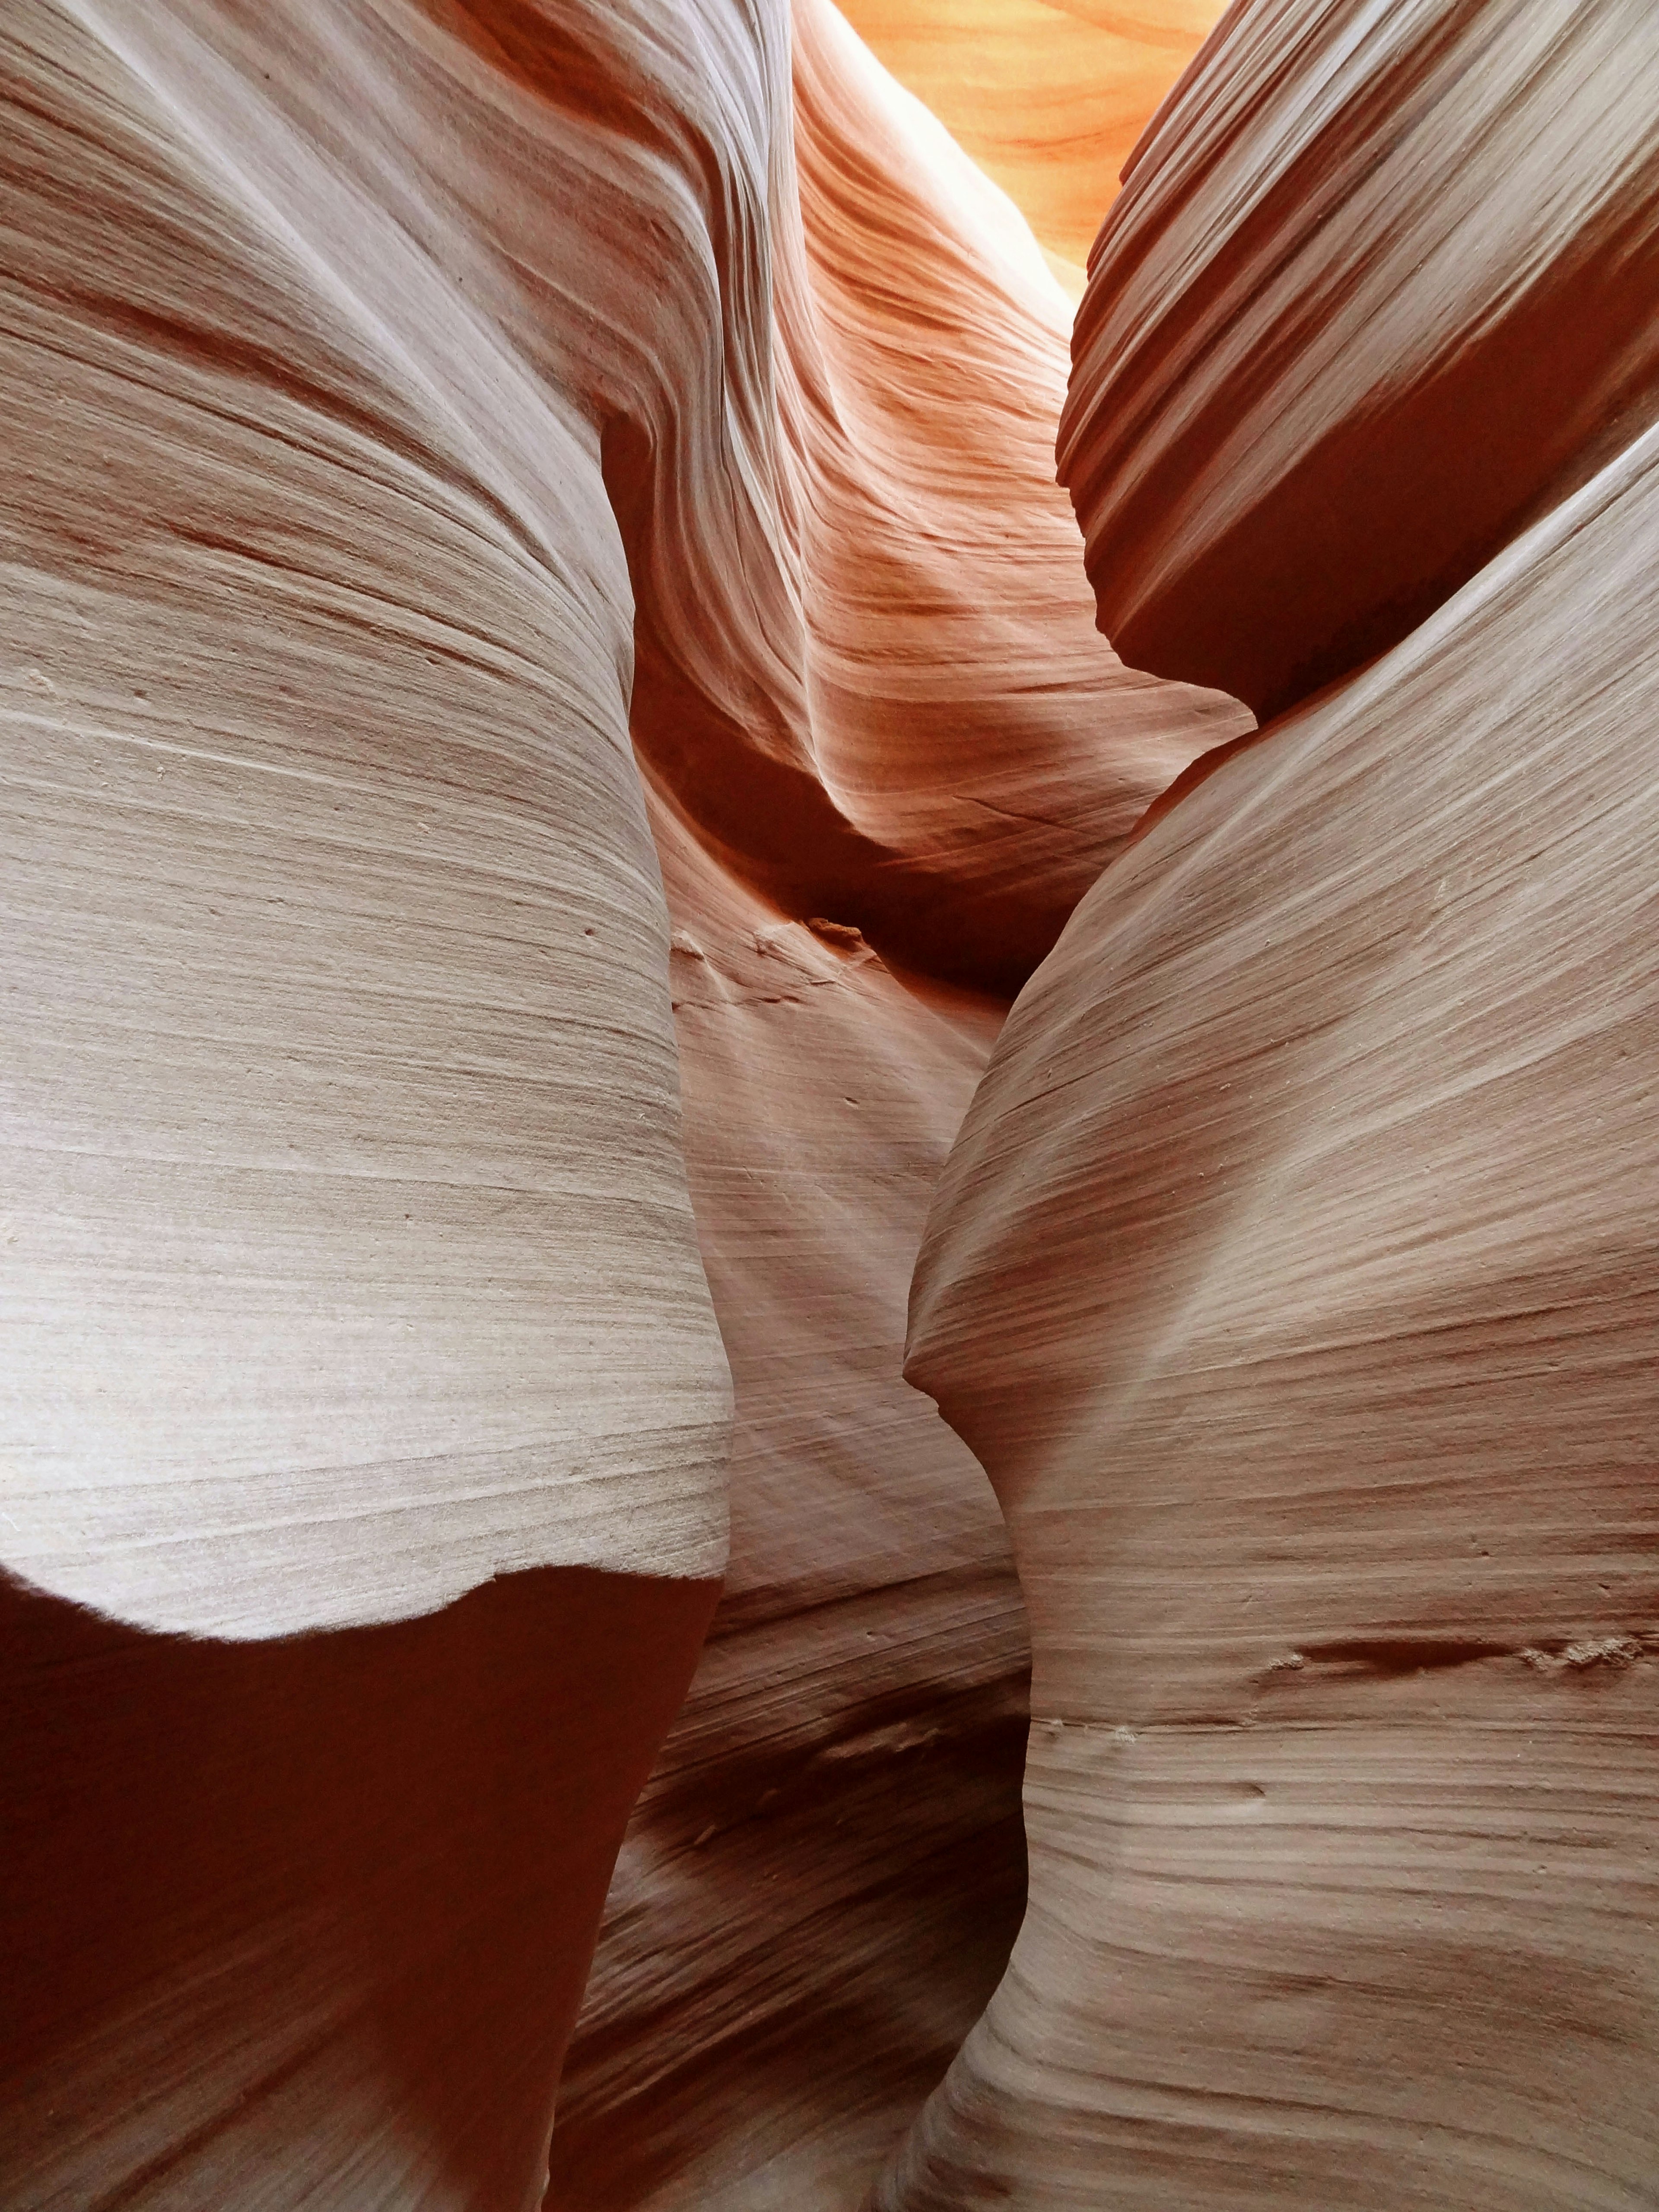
[5,0,743,2198]
[10,0,1655,2208]
[885,413,1659,2212]
[2,0,737,1641]
[548,805,1029,2212]
[877,5,1659,2205]
[556,0,1243,2197]
[1058,0,1659,718]
[3,0,1233,2206]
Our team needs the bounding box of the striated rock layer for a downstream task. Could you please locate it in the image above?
[1059,0,1659,719]
[871,6,1659,2199]
[555,3,1242,2195]
[881,407,1659,2211]
[2,0,733,1638]
[3,0,1238,2206]
[26,0,1649,2205]
[551,804,1029,2209]
[626,0,1251,996]
[4,0,741,2199]
[2,0,1239,1639]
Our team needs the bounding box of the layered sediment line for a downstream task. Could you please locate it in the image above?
[557,3,1247,2193]
[1059,0,1659,718]
[626,0,1251,993]
[3,0,1229,2204]
[882,410,1659,2212]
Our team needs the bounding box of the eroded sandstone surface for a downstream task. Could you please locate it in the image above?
[887,410,1659,2212]
[1058,0,1659,718]
[5,1,1655,2208]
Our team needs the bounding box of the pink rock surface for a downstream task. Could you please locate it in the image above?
[5,3,741,2196]
[15,0,1657,2206]
[623,0,1250,994]
[2,0,732,1637]
[3,0,1229,2204]
[553,804,1029,2207]
[1059,0,1659,718]
[883,415,1659,2210]
[552,8,1246,2197]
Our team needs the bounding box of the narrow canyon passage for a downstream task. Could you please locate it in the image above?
[4,3,1658,2210]
[554,7,1243,2196]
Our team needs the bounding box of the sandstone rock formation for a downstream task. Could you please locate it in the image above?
[625,0,1250,996]
[12,0,1655,2208]
[3,0,734,1640]
[5,1,733,2197]
[2,0,1231,2206]
[556,3,1242,2194]
[885,413,1659,2209]
[550,806,1030,2209]
[1059,0,1659,718]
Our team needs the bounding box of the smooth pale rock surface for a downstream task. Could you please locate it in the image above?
[879,423,1659,2209]
[1059,0,1659,718]
[836,0,1230,285]
[2,0,731,1638]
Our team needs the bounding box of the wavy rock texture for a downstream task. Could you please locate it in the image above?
[1059,0,1659,718]
[3,0,732,1640]
[883,410,1659,2210]
[836,0,1227,288]
[3,0,1238,1638]
[554,6,1246,2196]
[4,1,740,2199]
[551,804,1030,2209]
[628,0,1251,995]
[3,0,1239,2207]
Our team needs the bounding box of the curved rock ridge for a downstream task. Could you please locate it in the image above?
[836,0,1231,286]
[3,0,734,1638]
[629,0,1252,996]
[552,7,1254,2192]
[4,0,1229,2206]
[2,0,1243,1642]
[772,0,1249,995]
[882,420,1659,2208]
[1059,0,1659,719]
[5,3,742,2198]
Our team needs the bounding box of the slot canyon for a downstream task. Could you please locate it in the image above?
[2,2,1656,2208]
